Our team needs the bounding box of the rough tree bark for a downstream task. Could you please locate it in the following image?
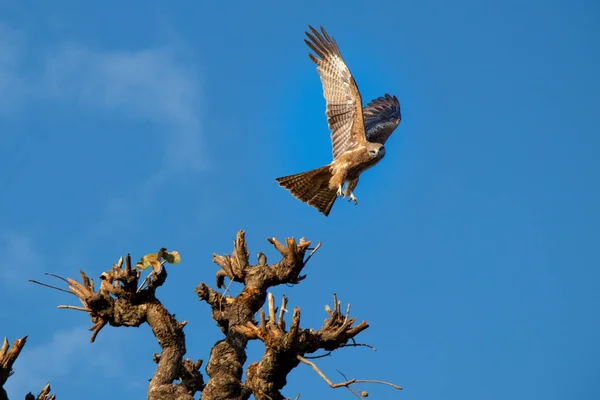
[5,230,401,400]
[196,231,372,400]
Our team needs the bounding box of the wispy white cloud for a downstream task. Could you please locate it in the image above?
[40,43,207,253]
[0,24,205,172]
[0,21,208,257]
[4,327,89,396]
[0,230,42,289]
[0,21,204,398]
[42,45,206,173]
[44,44,208,256]
[3,326,133,398]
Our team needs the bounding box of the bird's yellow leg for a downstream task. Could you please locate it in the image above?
[337,185,343,197]
[347,192,358,205]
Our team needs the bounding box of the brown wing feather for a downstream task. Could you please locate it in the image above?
[275,165,338,216]
[305,25,366,160]
[363,94,401,145]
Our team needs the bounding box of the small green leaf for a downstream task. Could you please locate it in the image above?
[137,253,161,272]
[163,251,181,265]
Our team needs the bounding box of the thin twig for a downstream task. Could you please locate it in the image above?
[303,352,331,359]
[45,272,70,284]
[336,370,365,399]
[340,343,377,351]
[136,260,167,292]
[137,275,150,293]
[28,280,74,295]
[302,242,322,266]
[337,370,350,380]
[343,302,351,325]
[220,275,234,300]
[297,355,402,390]
[278,294,288,327]
[57,305,92,312]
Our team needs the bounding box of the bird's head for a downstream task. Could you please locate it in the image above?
[367,143,386,159]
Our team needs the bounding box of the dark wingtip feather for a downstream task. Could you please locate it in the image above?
[305,25,340,65]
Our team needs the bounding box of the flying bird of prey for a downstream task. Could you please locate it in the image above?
[275,25,402,216]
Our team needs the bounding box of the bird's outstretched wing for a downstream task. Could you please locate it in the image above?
[305,25,366,160]
[363,94,401,145]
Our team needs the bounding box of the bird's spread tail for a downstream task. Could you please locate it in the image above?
[275,165,338,216]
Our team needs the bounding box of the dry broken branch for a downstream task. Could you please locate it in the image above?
[25,230,399,400]
[196,231,321,400]
[297,356,402,399]
[24,382,55,400]
[32,250,201,400]
[234,293,370,400]
[210,230,317,292]
[0,336,55,400]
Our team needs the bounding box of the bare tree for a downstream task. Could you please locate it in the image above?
[4,230,401,399]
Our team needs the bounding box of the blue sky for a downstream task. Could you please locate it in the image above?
[1,0,599,399]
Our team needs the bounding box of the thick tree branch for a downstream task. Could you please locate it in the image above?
[0,336,55,400]
[26,230,399,400]
[234,293,369,400]
[196,230,320,400]
[33,250,202,400]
